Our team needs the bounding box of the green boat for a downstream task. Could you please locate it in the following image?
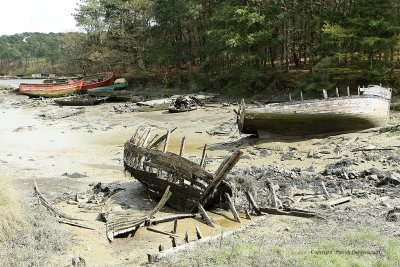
[88,78,128,92]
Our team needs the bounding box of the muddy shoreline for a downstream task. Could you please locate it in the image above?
[1,88,399,266]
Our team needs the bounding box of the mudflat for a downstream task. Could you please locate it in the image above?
[1,88,400,266]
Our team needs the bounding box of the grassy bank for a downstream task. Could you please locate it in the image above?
[0,174,68,266]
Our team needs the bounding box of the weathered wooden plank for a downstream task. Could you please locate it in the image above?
[225,193,241,223]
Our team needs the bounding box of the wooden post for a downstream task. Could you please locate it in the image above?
[245,210,252,220]
[245,191,262,215]
[225,193,241,223]
[336,87,339,97]
[163,130,170,153]
[179,136,186,156]
[158,245,164,252]
[300,91,303,101]
[200,144,207,168]
[339,184,346,197]
[184,231,189,243]
[289,93,292,102]
[357,86,360,95]
[147,254,154,263]
[172,237,177,248]
[198,203,216,227]
[323,89,328,99]
[347,86,350,96]
[321,181,331,200]
[172,219,178,234]
[195,226,203,240]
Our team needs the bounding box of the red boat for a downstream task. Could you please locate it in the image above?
[19,80,84,98]
[81,72,115,90]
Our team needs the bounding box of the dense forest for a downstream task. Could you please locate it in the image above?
[1,0,400,96]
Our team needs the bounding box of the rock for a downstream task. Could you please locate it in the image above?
[259,149,271,158]
[386,207,400,222]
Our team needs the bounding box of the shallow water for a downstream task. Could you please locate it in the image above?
[0,79,42,88]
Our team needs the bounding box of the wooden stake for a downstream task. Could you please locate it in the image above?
[158,245,164,252]
[321,181,331,200]
[179,136,186,156]
[245,210,252,220]
[336,87,339,97]
[163,130,170,153]
[147,254,154,263]
[357,85,360,95]
[347,86,350,96]
[184,231,189,243]
[195,226,203,240]
[266,180,278,208]
[225,193,241,223]
[200,144,207,168]
[323,89,328,99]
[198,203,216,227]
[172,219,178,234]
[245,191,262,215]
[289,93,292,102]
[300,91,303,101]
[172,237,177,248]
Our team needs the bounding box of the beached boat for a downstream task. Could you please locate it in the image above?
[88,78,128,92]
[88,89,140,102]
[19,80,83,98]
[238,85,392,136]
[54,95,108,106]
[124,129,242,212]
[81,72,116,91]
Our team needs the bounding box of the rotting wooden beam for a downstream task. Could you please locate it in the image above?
[147,227,179,238]
[245,191,262,215]
[193,150,243,211]
[199,144,207,168]
[163,130,170,153]
[321,181,331,200]
[198,203,216,227]
[179,136,186,156]
[141,129,152,147]
[259,207,316,218]
[225,193,241,223]
[324,196,352,207]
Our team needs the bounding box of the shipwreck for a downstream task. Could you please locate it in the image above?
[237,85,392,136]
[123,128,243,212]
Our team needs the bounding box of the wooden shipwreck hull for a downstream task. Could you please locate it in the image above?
[124,131,242,212]
[238,85,392,136]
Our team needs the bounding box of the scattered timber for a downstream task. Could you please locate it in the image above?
[106,186,172,241]
[238,85,392,135]
[124,129,241,212]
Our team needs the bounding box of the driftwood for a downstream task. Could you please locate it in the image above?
[106,186,172,241]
